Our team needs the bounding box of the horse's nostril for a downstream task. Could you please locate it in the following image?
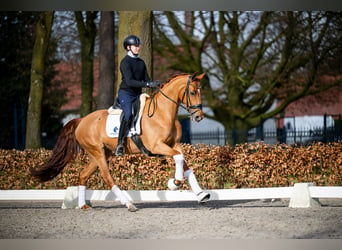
[194,115,203,122]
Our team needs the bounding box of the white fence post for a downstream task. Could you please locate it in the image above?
[289,183,321,208]
[61,186,79,209]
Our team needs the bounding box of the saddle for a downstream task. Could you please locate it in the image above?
[107,93,154,156]
[108,93,148,128]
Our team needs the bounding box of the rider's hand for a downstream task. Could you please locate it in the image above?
[146,80,162,88]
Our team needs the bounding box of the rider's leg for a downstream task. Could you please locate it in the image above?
[115,118,130,156]
[115,90,135,156]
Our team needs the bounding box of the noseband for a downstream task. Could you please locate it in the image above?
[147,74,203,118]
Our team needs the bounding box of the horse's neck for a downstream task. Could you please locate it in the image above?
[149,79,182,120]
[159,86,180,118]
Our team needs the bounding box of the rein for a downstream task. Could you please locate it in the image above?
[147,74,202,118]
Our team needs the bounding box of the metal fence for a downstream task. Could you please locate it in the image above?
[185,126,342,146]
[182,114,342,146]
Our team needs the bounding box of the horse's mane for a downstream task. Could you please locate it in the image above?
[161,73,189,88]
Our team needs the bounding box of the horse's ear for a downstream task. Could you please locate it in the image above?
[195,72,206,80]
[191,71,199,80]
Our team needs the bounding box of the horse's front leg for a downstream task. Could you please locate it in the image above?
[167,153,210,203]
[161,143,211,204]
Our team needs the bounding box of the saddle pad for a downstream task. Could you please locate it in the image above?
[106,94,149,138]
[106,93,149,138]
[105,113,142,138]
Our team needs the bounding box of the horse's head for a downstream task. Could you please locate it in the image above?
[180,72,206,122]
[149,72,206,122]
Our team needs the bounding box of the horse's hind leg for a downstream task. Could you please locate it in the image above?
[78,158,98,209]
[86,147,138,212]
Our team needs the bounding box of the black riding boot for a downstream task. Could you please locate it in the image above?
[115,120,130,156]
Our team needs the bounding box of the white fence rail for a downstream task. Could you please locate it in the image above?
[0,183,341,208]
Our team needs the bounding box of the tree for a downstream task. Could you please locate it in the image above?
[153,11,342,143]
[52,11,82,62]
[25,11,54,149]
[117,11,153,96]
[0,12,39,149]
[75,11,98,117]
[40,39,68,149]
[97,11,115,109]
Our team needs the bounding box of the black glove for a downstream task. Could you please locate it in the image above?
[146,80,162,88]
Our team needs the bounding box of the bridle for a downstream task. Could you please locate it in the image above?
[147,74,203,118]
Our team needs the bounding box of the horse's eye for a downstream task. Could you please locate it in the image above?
[190,91,196,96]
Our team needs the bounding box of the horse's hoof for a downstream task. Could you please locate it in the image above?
[167,178,181,191]
[197,192,210,204]
[81,204,92,210]
[127,203,138,212]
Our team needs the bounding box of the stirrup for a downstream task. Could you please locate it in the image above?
[115,144,124,156]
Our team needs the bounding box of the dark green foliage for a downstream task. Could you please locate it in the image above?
[0,12,66,149]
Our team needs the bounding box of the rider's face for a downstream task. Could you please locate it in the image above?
[129,44,140,54]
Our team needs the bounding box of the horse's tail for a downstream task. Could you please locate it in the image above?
[30,118,82,182]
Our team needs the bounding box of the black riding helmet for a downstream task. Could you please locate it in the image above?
[123,35,141,50]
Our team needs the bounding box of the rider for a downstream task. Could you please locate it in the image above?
[115,35,161,156]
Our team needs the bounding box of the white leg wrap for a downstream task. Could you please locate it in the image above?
[111,185,130,206]
[78,185,86,208]
[167,178,180,190]
[184,169,202,195]
[173,154,184,181]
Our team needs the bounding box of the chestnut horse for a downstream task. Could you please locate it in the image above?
[30,72,210,212]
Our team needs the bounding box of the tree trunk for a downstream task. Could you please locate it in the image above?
[25,11,54,149]
[75,11,97,117]
[117,11,152,96]
[97,11,115,109]
[225,123,250,146]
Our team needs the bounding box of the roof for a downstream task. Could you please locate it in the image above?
[283,84,342,117]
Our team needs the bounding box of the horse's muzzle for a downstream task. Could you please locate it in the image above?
[190,109,204,122]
